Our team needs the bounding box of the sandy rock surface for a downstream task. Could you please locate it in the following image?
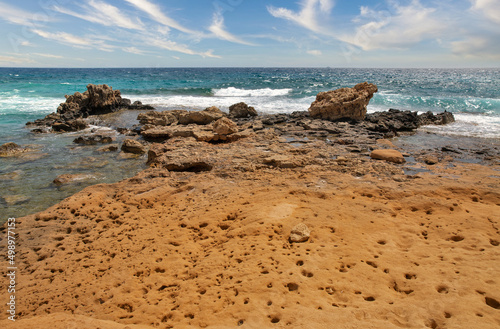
[1,131,499,329]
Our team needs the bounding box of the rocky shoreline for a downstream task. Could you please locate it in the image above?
[1,83,499,329]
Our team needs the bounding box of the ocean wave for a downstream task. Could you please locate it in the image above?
[126,94,312,114]
[213,87,292,97]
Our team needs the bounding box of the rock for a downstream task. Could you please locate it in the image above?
[27,84,154,132]
[137,111,178,126]
[423,155,439,165]
[290,223,311,243]
[53,173,95,186]
[0,142,29,157]
[213,117,238,136]
[263,155,301,169]
[308,82,378,121]
[51,119,88,132]
[229,102,258,118]
[179,106,225,125]
[418,111,455,126]
[0,170,22,180]
[370,149,406,164]
[365,109,419,132]
[121,139,147,154]
[73,135,113,145]
[97,144,119,152]
[2,194,30,206]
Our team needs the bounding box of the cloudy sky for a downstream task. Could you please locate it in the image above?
[0,0,499,67]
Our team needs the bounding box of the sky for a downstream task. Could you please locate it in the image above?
[0,0,499,68]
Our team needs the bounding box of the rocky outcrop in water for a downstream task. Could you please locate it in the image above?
[26,84,154,132]
[363,109,456,136]
[308,82,378,121]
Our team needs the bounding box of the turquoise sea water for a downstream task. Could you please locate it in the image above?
[1,68,499,218]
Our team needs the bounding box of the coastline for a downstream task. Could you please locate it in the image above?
[1,118,499,328]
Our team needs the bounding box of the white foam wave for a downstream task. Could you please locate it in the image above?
[0,95,60,114]
[420,113,500,139]
[126,94,312,115]
[213,87,292,97]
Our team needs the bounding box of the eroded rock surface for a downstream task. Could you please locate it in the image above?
[308,82,378,121]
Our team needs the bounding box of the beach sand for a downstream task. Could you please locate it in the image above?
[1,131,499,329]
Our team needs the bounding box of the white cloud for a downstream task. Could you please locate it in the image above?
[472,0,500,24]
[124,0,198,35]
[149,37,220,58]
[32,53,64,59]
[32,29,115,52]
[208,11,255,46]
[123,47,147,55]
[268,0,335,34]
[341,0,445,50]
[451,36,500,59]
[307,49,322,56]
[0,1,51,26]
[0,54,35,64]
[53,0,144,30]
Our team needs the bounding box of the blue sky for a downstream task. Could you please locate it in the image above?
[0,0,499,67]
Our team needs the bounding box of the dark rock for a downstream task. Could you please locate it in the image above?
[365,109,419,132]
[73,135,113,145]
[229,102,258,118]
[308,82,378,121]
[418,111,455,126]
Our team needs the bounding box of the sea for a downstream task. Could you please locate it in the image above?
[1,67,499,219]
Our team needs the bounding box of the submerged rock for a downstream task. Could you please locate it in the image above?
[53,173,96,186]
[309,82,378,121]
[73,135,114,145]
[0,142,32,157]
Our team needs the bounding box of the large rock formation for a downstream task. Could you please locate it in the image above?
[27,84,154,132]
[308,82,378,121]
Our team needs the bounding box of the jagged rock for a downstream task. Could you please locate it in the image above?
[365,109,419,132]
[213,117,238,136]
[290,223,311,243]
[370,149,405,164]
[121,139,147,154]
[418,111,455,126]
[309,82,378,121]
[73,135,113,145]
[52,119,89,132]
[26,84,154,132]
[229,102,258,118]
[137,111,178,126]
[178,106,225,125]
[364,109,456,134]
